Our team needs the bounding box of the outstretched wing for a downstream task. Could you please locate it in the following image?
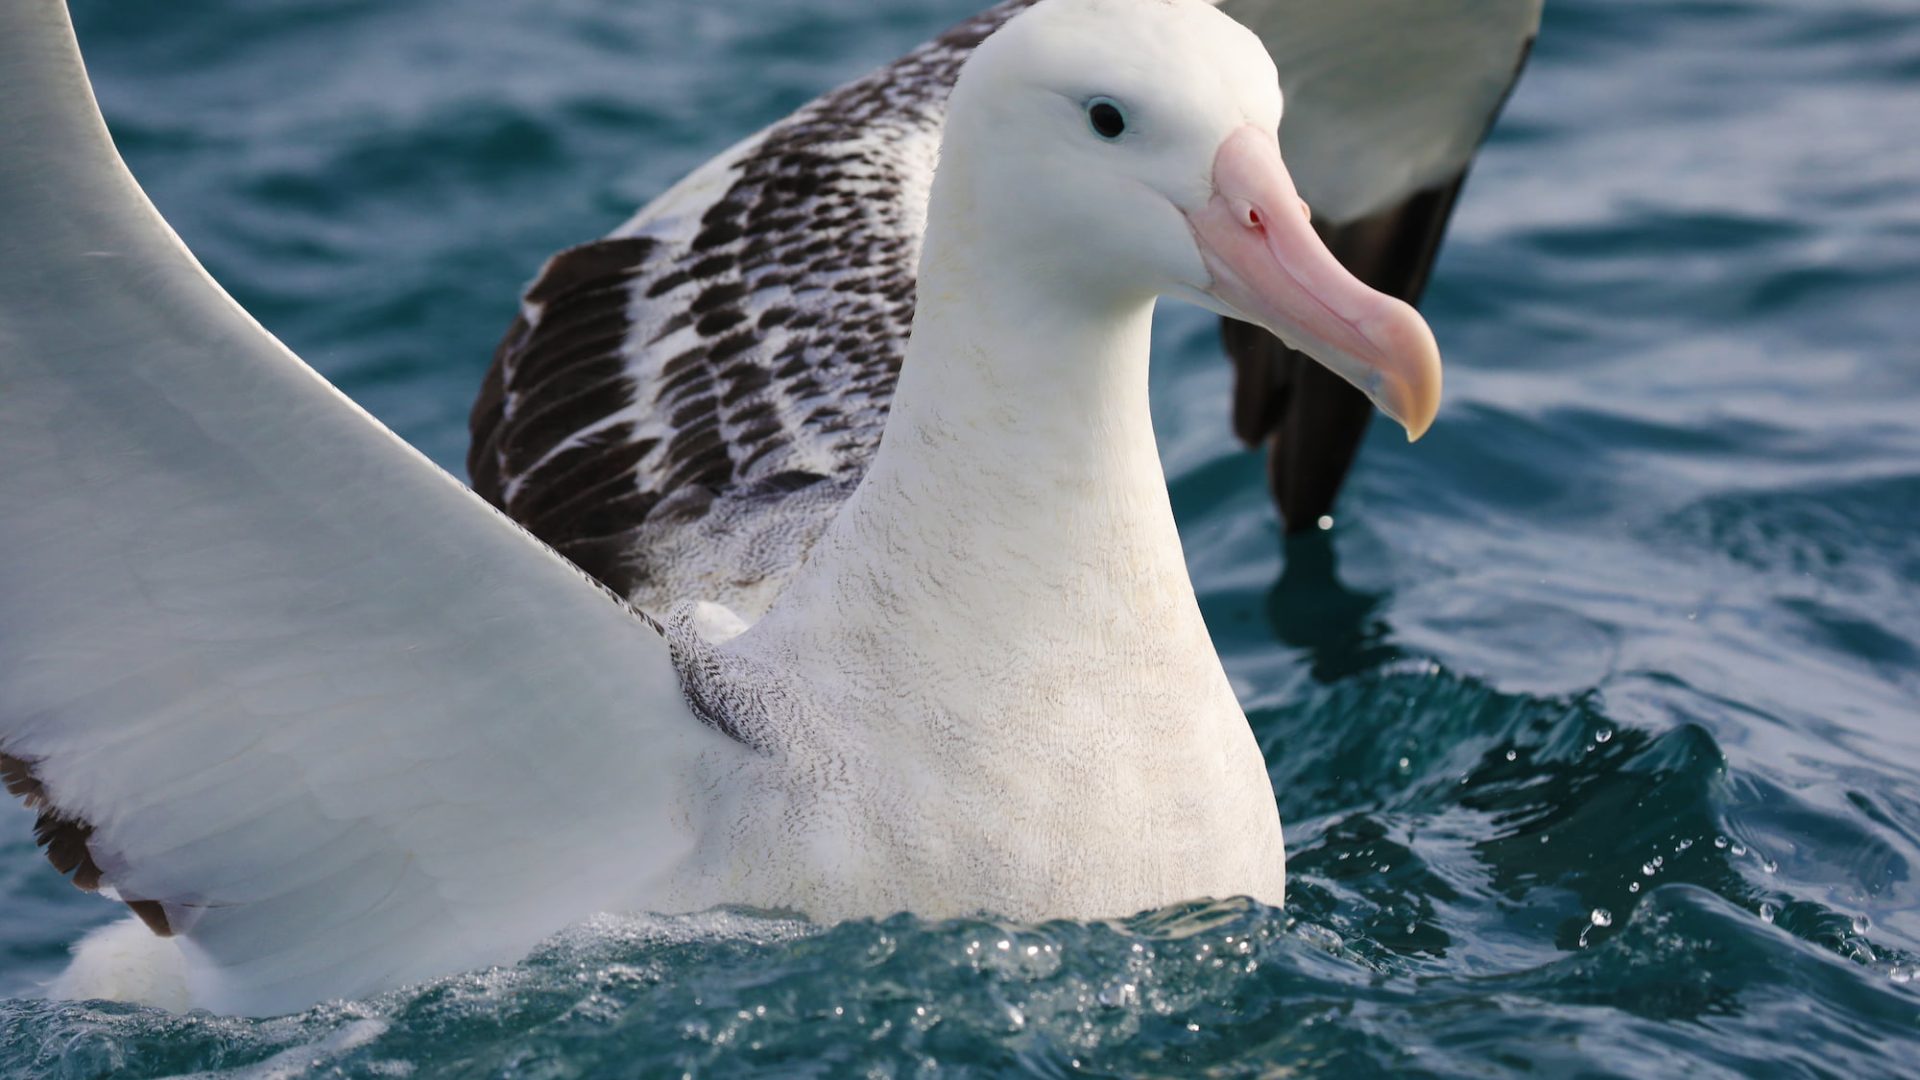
[1219,0,1542,530]
[0,0,741,1016]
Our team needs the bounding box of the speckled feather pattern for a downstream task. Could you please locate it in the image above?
[470,1,1040,619]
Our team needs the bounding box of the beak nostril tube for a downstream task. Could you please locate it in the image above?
[1187,124,1443,441]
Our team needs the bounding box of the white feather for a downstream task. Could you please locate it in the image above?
[0,0,742,1016]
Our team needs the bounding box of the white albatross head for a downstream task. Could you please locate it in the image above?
[942,0,1443,439]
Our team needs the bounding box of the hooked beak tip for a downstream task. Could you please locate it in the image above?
[1359,301,1442,442]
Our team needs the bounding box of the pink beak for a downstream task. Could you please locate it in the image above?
[1187,125,1443,440]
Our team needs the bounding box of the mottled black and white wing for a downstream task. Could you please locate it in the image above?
[0,0,742,1016]
[469,4,1037,617]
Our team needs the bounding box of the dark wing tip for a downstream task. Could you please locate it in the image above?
[2,750,174,936]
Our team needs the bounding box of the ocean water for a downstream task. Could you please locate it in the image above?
[4,0,1918,1075]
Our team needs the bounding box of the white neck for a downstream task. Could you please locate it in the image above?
[745,152,1231,745]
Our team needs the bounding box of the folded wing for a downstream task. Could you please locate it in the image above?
[0,0,739,1016]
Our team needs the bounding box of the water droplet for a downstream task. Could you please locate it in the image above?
[1590,908,1613,928]
[1714,836,1729,850]
[1505,749,1518,762]
[1398,757,1410,771]
[1851,943,1877,965]
[1595,729,1613,744]
[1677,838,1694,852]
[1761,857,1777,874]
[1653,856,1665,869]
[1759,903,1777,924]
[1097,981,1139,1008]
[1853,914,1872,935]
[1629,882,1641,894]
[1732,842,1748,857]
[1296,924,1344,952]
[1892,967,1913,986]
[1317,515,1334,532]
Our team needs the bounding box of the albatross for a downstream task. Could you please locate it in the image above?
[0,0,1529,1015]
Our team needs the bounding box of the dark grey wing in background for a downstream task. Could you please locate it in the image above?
[1218,0,1543,532]
[1222,175,1471,531]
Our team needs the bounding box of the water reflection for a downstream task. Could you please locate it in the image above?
[1267,529,1398,682]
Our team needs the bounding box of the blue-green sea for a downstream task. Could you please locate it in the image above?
[5,0,1919,1075]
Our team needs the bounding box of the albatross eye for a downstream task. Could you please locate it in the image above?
[1086,97,1128,140]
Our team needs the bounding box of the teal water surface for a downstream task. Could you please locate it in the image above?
[4,0,1919,1075]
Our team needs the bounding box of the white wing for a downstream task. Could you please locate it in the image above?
[1221,0,1543,224]
[0,0,742,1016]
